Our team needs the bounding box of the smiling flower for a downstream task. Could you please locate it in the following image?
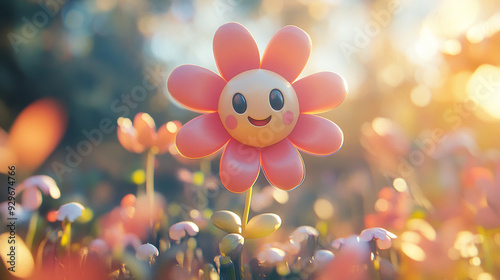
[168,22,347,193]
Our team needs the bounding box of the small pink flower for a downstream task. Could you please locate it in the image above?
[135,243,159,261]
[117,113,181,154]
[318,236,370,280]
[257,248,286,265]
[88,239,110,256]
[168,22,347,193]
[313,249,335,268]
[16,175,61,211]
[359,227,397,250]
[169,221,200,241]
[289,225,319,244]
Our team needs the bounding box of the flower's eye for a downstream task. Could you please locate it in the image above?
[232,93,247,114]
[269,89,284,111]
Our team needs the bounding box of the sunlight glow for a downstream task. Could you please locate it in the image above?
[407,219,436,241]
[402,243,426,262]
[314,199,334,220]
[393,178,408,192]
[466,64,500,119]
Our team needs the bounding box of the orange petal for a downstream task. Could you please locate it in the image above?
[288,114,343,155]
[117,118,145,153]
[155,121,181,154]
[167,65,226,112]
[219,139,261,193]
[213,22,260,81]
[175,113,230,158]
[133,113,156,148]
[7,98,67,174]
[293,72,348,114]
[261,26,311,83]
[261,139,304,191]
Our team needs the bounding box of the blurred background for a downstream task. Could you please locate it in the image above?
[1,0,500,279]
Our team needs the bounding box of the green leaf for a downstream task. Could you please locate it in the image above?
[211,210,242,233]
[242,213,281,239]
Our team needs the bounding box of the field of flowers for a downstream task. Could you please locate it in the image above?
[1,0,500,279]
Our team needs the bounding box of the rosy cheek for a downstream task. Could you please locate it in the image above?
[283,111,294,126]
[225,115,238,130]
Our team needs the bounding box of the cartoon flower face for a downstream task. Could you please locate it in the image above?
[218,69,299,147]
[168,22,347,193]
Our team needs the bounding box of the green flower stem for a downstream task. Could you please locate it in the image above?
[242,186,253,232]
[26,211,39,250]
[146,148,157,202]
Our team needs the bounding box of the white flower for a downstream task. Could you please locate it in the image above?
[359,227,397,250]
[89,239,110,256]
[57,202,84,222]
[135,243,159,261]
[17,175,60,211]
[290,226,319,244]
[313,249,335,267]
[169,221,199,241]
[257,248,286,265]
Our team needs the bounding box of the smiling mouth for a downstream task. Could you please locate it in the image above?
[248,115,272,126]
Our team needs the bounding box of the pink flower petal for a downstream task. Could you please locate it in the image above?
[169,221,200,241]
[133,113,156,147]
[288,114,343,156]
[261,26,311,83]
[167,65,226,112]
[175,113,230,158]
[213,22,260,81]
[261,139,304,191]
[135,243,159,260]
[23,175,61,199]
[219,139,261,193]
[359,228,396,250]
[293,72,348,114]
[21,188,42,211]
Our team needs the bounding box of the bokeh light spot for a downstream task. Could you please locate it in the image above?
[441,39,462,55]
[393,178,408,192]
[410,85,432,107]
[402,243,426,261]
[132,169,146,185]
[77,208,94,223]
[466,64,500,119]
[375,198,389,212]
[168,203,181,217]
[193,171,205,186]
[477,273,494,280]
[407,219,436,241]
[167,121,180,133]
[314,198,334,220]
[272,189,289,204]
